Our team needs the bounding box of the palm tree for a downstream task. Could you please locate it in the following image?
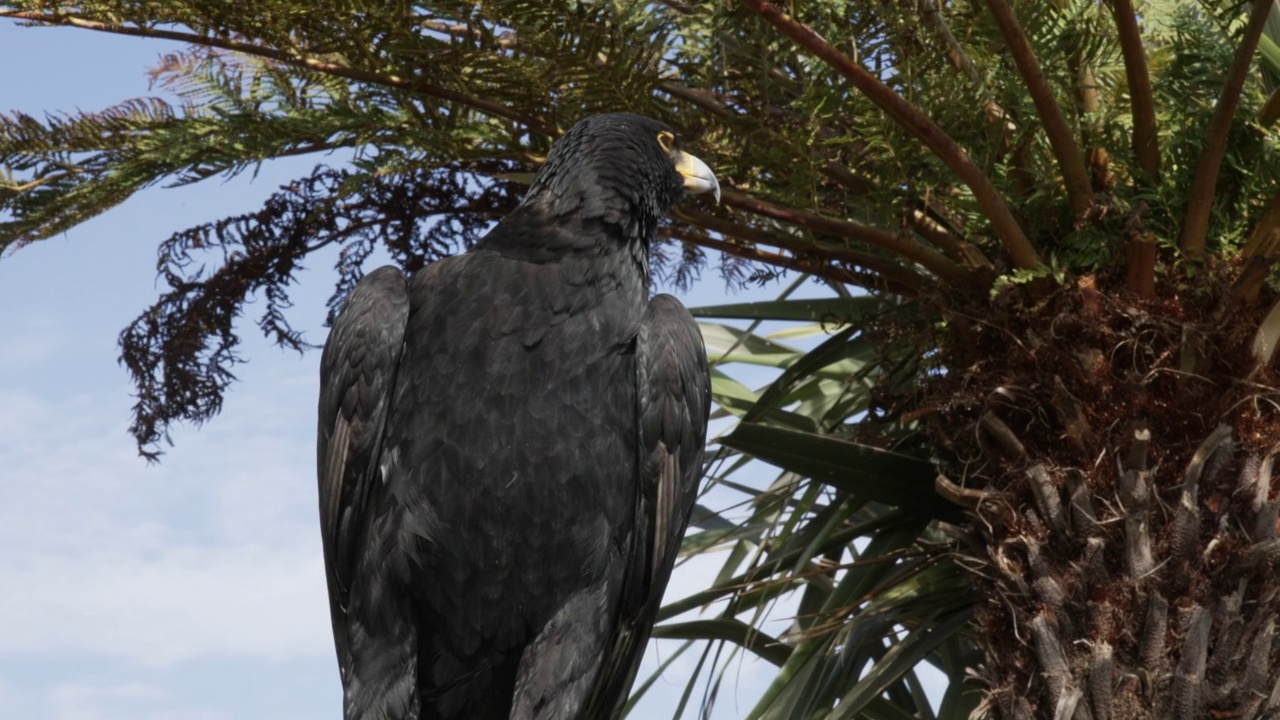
[4,1,1280,717]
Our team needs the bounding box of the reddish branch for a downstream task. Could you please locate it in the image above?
[1122,203,1156,299]
[0,9,557,136]
[1109,0,1159,184]
[663,226,917,297]
[819,163,876,196]
[1125,234,1156,299]
[907,207,973,266]
[739,0,1040,271]
[1230,189,1280,304]
[920,0,1010,135]
[1178,0,1274,257]
[1244,189,1280,260]
[983,0,1093,220]
[1076,66,1113,193]
[921,0,978,80]
[409,11,733,122]
[657,81,734,117]
[676,207,929,293]
[719,189,971,286]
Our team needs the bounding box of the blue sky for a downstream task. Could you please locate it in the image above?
[0,19,799,720]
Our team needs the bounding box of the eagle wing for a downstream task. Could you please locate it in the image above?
[315,266,410,671]
[589,292,711,717]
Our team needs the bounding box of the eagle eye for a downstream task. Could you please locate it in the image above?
[656,131,675,153]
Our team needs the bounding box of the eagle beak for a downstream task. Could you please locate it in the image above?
[674,151,720,204]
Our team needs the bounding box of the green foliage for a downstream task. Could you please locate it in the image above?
[1149,3,1275,245]
[117,161,522,458]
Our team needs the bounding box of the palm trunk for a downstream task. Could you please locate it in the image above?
[937,278,1280,719]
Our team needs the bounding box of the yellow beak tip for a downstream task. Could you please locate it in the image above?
[676,152,720,204]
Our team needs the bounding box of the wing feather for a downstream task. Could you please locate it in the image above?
[588,292,711,716]
[638,294,711,598]
[316,266,410,671]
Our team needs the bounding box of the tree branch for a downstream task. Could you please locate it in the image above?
[921,0,978,81]
[1123,204,1156,299]
[1243,188,1280,260]
[719,189,972,287]
[739,0,1040,271]
[662,226,915,297]
[1076,65,1113,192]
[1,168,85,193]
[907,207,983,268]
[818,163,877,196]
[984,0,1094,220]
[920,0,1011,133]
[0,10,557,136]
[1109,0,1160,184]
[408,11,734,124]
[412,17,520,49]
[1229,188,1280,305]
[675,207,929,293]
[1178,0,1274,257]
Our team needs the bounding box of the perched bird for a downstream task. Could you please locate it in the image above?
[317,113,716,719]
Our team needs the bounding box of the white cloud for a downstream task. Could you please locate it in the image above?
[4,538,328,665]
[46,681,229,720]
[0,364,332,667]
[0,680,30,718]
[0,314,67,373]
[48,682,165,720]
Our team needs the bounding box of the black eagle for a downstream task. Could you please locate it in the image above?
[317,113,716,719]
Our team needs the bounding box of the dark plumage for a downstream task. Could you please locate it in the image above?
[317,113,716,719]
